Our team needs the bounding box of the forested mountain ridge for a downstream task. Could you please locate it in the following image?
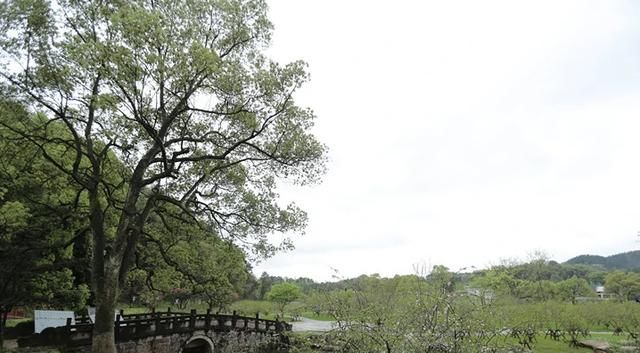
[564,250,640,270]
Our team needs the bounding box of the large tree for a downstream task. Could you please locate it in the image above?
[0,0,326,351]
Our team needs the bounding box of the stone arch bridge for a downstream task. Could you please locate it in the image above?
[21,309,291,353]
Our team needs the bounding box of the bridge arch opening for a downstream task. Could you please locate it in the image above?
[181,336,214,353]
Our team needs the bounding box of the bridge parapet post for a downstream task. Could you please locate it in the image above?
[232,310,238,329]
[154,311,162,335]
[255,312,260,331]
[189,309,196,329]
[171,314,177,331]
[65,317,72,346]
[205,308,211,331]
[114,314,121,342]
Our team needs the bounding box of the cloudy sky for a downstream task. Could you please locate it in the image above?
[254,0,640,281]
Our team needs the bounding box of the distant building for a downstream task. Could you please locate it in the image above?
[595,286,605,298]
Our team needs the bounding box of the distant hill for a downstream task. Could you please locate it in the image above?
[564,250,640,270]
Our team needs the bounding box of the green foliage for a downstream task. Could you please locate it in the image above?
[126,208,249,311]
[294,270,640,352]
[31,270,90,311]
[556,276,593,304]
[0,101,90,311]
[320,272,505,353]
[469,258,599,303]
[230,299,276,318]
[267,283,301,315]
[257,272,277,300]
[0,100,90,346]
[605,271,640,301]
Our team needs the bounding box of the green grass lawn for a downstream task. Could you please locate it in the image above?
[590,332,630,344]
[5,318,30,328]
[230,299,279,319]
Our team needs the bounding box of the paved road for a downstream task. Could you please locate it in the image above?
[291,317,335,332]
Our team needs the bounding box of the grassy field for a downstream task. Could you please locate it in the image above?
[230,299,277,317]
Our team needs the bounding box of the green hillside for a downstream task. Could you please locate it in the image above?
[564,250,640,270]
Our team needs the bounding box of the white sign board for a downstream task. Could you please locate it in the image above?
[34,310,75,334]
[86,307,120,324]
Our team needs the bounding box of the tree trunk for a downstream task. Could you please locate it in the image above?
[91,261,120,353]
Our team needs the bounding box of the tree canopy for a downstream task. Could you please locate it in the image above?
[266,282,301,315]
[604,271,640,301]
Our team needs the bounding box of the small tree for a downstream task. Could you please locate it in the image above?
[556,276,593,304]
[267,282,301,316]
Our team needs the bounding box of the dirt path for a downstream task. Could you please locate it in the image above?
[291,317,335,332]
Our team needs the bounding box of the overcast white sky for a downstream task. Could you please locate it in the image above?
[254,0,640,281]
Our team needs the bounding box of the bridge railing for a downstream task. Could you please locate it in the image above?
[75,307,190,324]
[64,309,291,347]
